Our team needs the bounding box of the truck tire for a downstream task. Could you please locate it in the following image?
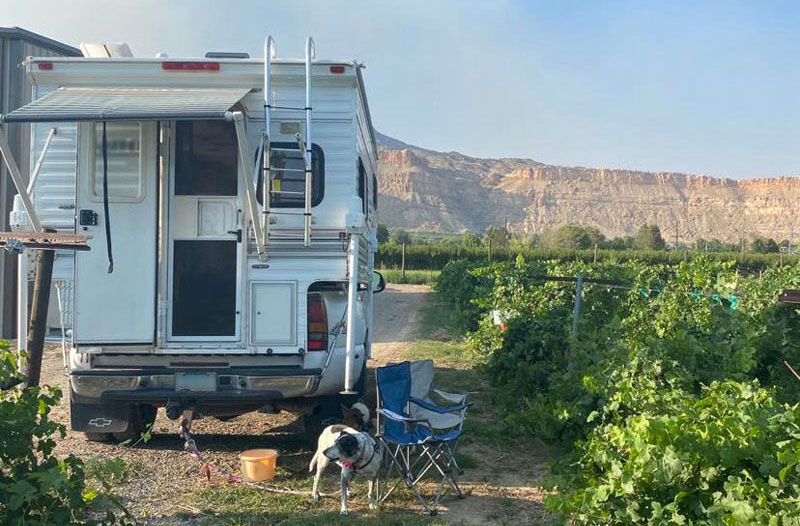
[112,404,157,443]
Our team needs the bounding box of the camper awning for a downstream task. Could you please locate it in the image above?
[0,87,252,123]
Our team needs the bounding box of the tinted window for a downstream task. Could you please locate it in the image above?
[372,173,378,210]
[175,121,238,196]
[257,143,324,208]
[358,158,367,215]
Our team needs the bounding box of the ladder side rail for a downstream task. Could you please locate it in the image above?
[303,37,315,247]
[263,36,276,248]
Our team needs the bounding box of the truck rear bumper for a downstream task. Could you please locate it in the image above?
[70,367,322,403]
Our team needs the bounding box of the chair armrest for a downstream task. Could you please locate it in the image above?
[410,396,472,414]
[378,408,430,425]
[432,388,468,404]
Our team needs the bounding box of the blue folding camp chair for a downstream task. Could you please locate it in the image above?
[375,361,471,515]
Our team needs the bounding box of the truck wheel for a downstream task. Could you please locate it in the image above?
[112,404,157,443]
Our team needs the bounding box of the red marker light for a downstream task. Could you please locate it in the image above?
[329,65,345,74]
[37,62,53,70]
[162,61,220,71]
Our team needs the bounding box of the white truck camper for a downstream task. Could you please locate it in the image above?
[0,37,384,441]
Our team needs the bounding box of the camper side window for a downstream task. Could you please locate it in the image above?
[358,158,367,216]
[91,122,143,200]
[256,143,324,208]
[372,173,378,210]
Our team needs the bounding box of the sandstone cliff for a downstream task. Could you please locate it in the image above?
[376,133,800,243]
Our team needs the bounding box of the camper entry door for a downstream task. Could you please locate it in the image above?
[74,122,158,344]
[167,121,242,342]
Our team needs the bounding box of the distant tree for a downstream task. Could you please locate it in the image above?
[462,231,482,248]
[483,226,510,248]
[390,228,411,245]
[751,237,779,253]
[524,232,542,249]
[377,224,389,244]
[606,235,635,250]
[541,224,592,250]
[633,225,666,251]
[763,238,780,253]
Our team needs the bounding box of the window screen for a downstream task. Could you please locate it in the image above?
[92,122,142,200]
[175,121,238,197]
[257,143,324,208]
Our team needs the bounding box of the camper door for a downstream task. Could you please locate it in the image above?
[74,122,157,344]
[167,120,242,342]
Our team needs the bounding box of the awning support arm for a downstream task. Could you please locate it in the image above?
[26,127,56,195]
[0,125,42,231]
[229,112,267,261]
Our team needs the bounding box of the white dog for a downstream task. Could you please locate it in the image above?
[309,424,381,515]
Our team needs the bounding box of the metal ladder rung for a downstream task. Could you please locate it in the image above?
[266,105,310,112]
[271,190,305,195]
[268,210,310,216]
[271,147,303,153]
[270,167,306,173]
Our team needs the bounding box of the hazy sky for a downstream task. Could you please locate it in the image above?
[5,0,799,178]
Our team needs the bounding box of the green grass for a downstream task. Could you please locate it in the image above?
[378,268,440,285]
[191,484,448,525]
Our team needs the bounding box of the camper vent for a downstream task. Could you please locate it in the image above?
[205,51,250,59]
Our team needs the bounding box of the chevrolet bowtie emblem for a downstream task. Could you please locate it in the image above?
[88,417,112,428]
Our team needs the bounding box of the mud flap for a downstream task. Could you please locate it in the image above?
[70,393,132,433]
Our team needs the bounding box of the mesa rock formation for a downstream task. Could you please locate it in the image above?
[376,133,800,243]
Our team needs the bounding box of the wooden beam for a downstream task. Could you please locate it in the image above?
[779,289,800,304]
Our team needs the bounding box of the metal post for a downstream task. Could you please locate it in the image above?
[16,252,28,368]
[401,242,406,281]
[23,245,55,388]
[343,235,359,394]
[571,275,583,339]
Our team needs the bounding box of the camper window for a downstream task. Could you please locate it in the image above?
[257,143,324,208]
[175,121,238,196]
[91,122,143,201]
[358,158,367,215]
[372,173,378,210]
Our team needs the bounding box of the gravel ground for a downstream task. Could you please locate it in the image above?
[39,283,552,524]
[39,284,431,522]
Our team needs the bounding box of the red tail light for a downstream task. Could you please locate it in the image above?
[37,62,53,70]
[329,65,346,74]
[307,293,328,351]
[162,61,220,71]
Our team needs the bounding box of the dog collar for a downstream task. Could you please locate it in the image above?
[342,441,377,472]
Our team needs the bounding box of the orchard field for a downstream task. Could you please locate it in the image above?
[433,256,800,525]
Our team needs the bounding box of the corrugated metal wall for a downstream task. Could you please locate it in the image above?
[0,33,78,337]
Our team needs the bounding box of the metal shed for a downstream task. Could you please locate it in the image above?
[0,27,80,338]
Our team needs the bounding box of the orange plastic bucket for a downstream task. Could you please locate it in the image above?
[239,449,278,482]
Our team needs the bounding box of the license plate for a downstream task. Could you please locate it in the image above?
[175,373,217,392]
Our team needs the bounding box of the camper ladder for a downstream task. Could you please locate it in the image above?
[262,36,315,248]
